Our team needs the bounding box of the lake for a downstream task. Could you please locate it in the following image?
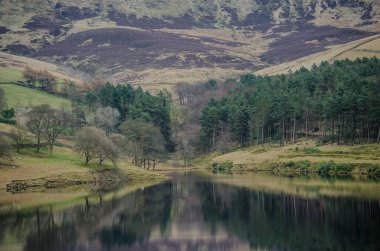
[0,172,380,251]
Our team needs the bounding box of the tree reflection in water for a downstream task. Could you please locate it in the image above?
[0,182,172,251]
[198,181,380,251]
[0,174,380,251]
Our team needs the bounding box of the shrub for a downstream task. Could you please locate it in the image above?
[211,161,233,173]
[284,161,295,167]
[304,147,320,154]
[317,161,335,175]
[0,117,16,125]
[1,108,15,119]
[317,161,353,175]
[367,165,380,177]
[334,163,353,173]
[299,160,311,171]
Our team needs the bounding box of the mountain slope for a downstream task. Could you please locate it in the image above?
[256,34,380,75]
[0,52,87,84]
[0,0,378,85]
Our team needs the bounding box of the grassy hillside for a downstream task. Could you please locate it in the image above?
[0,52,86,85]
[0,66,23,83]
[256,35,380,76]
[0,84,71,108]
[212,140,380,177]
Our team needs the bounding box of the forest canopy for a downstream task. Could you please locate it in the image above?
[200,58,380,151]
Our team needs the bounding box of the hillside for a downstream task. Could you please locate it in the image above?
[0,0,378,86]
[0,84,71,109]
[213,140,380,167]
[256,34,380,75]
[0,52,87,85]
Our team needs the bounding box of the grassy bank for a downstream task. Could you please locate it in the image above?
[200,171,380,200]
[0,84,71,108]
[0,145,165,191]
[0,142,166,210]
[211,140,380,178]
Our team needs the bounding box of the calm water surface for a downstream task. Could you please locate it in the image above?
[1,172,380,251]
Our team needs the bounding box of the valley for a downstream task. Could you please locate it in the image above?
[0,2,379,250]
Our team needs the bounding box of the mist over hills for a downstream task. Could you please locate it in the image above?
[0,0,378,85]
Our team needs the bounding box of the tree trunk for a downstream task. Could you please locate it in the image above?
[292,114,296,143]
[282,114,285,146]
[351,111,356,146]
[36,132,41,153]
[49,144,53,156]
[305,109,309,140]
[331,116,335,144]
[256,125,260,146]
[377,127,380,144]
[367,121,370,143]
[261,118,264,147]
[342,117,345,144]
[212,127,216,152]
[337,125,340,145]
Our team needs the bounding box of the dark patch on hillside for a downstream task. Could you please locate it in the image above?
[23,16,68,36]
[238,13,273,32]
[338,0,366,8]
[324,0,337,8]
[3,44,35,55]
[0,26,10,34]
[361,4,373,20]
[33,28,255,72]
[55,4,98,20]
[261,24,375,64]
[108,11,200,29]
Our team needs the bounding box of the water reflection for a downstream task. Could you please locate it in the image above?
[198,181,380,251]
[0,183,173,251]
[0,173,380,251]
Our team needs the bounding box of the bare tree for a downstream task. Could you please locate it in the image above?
[93,107,120,135]
[0,136,12,163]
[109,134,127,153]
[178,139,195,167]
[40,107,69,155]
[26,105,50,153]
[75,127,118,166]
[97,135,118,166]
[75,127,99,165]
[22,67,57,93]
[9,128,31,153]
[23,66,37,88]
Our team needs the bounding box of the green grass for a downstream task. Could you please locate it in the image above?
[0,66,23,83]
[0,84,70,109]
[15,147,86,168]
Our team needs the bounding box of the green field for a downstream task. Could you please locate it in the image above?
[0,66,23,83]
[0,84,71,108]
